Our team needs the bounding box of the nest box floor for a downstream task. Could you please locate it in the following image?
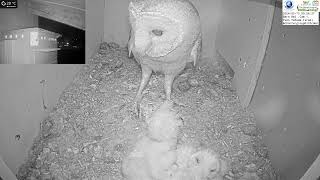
[17,42,280,180]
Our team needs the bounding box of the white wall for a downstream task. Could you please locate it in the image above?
[86,0,105,62]
[103,0,222,60]
[251,4,320,180]
[0,0,38,33]
[0,65,82,174]
[216,0,274,107]
[103,0,130,48]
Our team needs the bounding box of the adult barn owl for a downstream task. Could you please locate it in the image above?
[128,0,201,115]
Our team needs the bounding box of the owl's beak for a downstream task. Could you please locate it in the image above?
[135,43,152,56]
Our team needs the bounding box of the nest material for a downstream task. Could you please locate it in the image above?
[17,42,280,180]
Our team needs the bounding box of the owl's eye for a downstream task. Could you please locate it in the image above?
[151,29,163,36]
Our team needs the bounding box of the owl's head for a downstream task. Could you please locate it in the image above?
[128,0,201,58]
[191,150,228,179]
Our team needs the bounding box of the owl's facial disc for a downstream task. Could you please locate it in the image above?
[130,14,183,57]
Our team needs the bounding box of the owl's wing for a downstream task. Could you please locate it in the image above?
[128,1,138,58]
[190,34,201,66]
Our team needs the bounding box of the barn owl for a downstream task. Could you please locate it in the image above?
[128,0,202,116]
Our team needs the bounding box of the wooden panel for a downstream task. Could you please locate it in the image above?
[30,28,60,50]
[215,0,275,107]
[2,39,32,64]
[1,28,60,64]
[103,0,130,46]
[300,154,320,180]
[9,29,33,64]
[33,51,58,64]
[42,0,85,10]
[190,0,222,59]
[0,41,4,64]
[251,6,320,179]
[215,0,247,71]
[0,156,18,180]
[29,0,85,30]
[0,0,38,33]
[4,40,13,64]
[235,1,275,107]
[86,0,104,62]
[12,39,26,64]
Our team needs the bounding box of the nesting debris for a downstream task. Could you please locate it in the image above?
[17,42,280,180]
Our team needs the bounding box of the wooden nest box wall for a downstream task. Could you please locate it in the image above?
[28,0,85,31]
[215,0,275,108]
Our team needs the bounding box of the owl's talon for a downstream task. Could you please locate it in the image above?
[135,102,141,119]
[131,96,142,119]
[170,99,188,108]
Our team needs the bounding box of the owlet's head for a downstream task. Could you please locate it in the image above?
[128,0,201,58]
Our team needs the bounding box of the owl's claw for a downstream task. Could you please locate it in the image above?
[134,101,141,119]
[131,95,143,119]
[168,98,188,109]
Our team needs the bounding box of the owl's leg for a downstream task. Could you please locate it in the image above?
[134,65,152,118]
[164,72,188,108]
[128,29,134,58]
[164,73,178,102]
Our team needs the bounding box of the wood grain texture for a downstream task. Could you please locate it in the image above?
[40,0,85,10]
[29,0,85,30]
